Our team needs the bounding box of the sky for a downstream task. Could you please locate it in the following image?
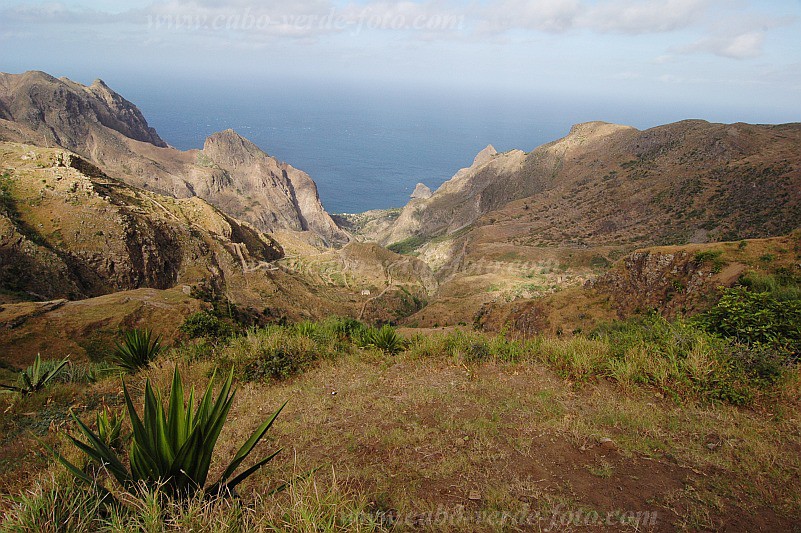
[1,0,800,123]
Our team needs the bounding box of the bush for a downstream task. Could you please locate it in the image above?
[589,315,765,404]
[0,353,70,395]
[357,325,406,355]
[224,327,318,381]
[246,346,307,381]
[695,285,801,356]
[180,311,234,339]
[694,249,726,273]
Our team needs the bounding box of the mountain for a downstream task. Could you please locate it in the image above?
[0,140,434,362]
[368,120,801,251]
[343,120,801,329]
[0,71,347,246]
[0,141,281,301]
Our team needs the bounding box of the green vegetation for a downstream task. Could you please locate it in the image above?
[0,353,70,395]
[357,324,406,355]
[220,317,372,381]
[2,305,800,530]
[694,249,727,273]
[95,407,126,452]
[112,329,163,372]
[695,271,801,358]
[180,310,235,340]
[0,171,16,219]
[53,367,285,500]
[387,234,428,255]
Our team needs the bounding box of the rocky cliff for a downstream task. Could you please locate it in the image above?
[0,71,347,246]
[198,130,347,245]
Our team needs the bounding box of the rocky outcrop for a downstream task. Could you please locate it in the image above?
[0,71,167,150]
[0,71,347,246]
[587,248,745,318]
[200,130,348,245]
[410,183,432,200]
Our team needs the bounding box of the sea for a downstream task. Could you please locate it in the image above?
[122,79,772,214]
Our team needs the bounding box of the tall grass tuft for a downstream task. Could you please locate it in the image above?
[357,325,406,355]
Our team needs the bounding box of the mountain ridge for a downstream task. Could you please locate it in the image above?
[0,71,347,246]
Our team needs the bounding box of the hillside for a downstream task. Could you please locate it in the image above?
[367,120,801,250]
[0,71,347,245]
[2,321,800,531]
[0,141,434,365]
[0,71,800,533]
[342,120,801,329]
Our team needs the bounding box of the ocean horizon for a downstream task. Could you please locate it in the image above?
[122,79,795,214]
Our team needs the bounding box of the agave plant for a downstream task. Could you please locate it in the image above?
[113,329,162,372]
[0,353,69,395]
[95,407,127,452]
[52,367,285,500]
[358,325,406,355]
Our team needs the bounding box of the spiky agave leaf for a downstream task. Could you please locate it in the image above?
[1,354,70,394]
[59,366,285,500]
[113,329,162,372]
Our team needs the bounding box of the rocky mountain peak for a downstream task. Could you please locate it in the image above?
[203,129,262,167]
[0,70,167,149]
[411,182,433,200]
[472,144,497,167]
[0,71,348,246]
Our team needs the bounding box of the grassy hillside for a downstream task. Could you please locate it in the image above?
[1,315,799,531]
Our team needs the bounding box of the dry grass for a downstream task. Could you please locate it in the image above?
[2,325,800,531]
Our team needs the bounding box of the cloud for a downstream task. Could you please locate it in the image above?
[578,0,714,34]
[0,0,794,57]
[476,0,716,35]
[681,30,764,59]
[476,0,581,34]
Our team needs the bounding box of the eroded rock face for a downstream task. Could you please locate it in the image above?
[201,130,348,245]
[0,71,167,150]
[0,71,347,246]
[587,248,744,318]
[0,143,282,300]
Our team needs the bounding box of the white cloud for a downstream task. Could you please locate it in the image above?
[579,0,714,34]
[681,30,764,59]
[476,0,581,34]
[0,0,794,58]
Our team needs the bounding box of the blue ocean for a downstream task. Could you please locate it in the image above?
[122,79,752,214]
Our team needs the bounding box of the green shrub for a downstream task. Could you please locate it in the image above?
[694,249,726,273]
[95,407,127,452]
[51,367,285,500]
[589,315,770,405]
[326,316,366,339]
[294,320,318,339]
[245,346,307,380]
[225,327,319,381]
[180,311,234,339]
[387,235,428,255]
[695,286,801,355]
[112,329,162,372]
